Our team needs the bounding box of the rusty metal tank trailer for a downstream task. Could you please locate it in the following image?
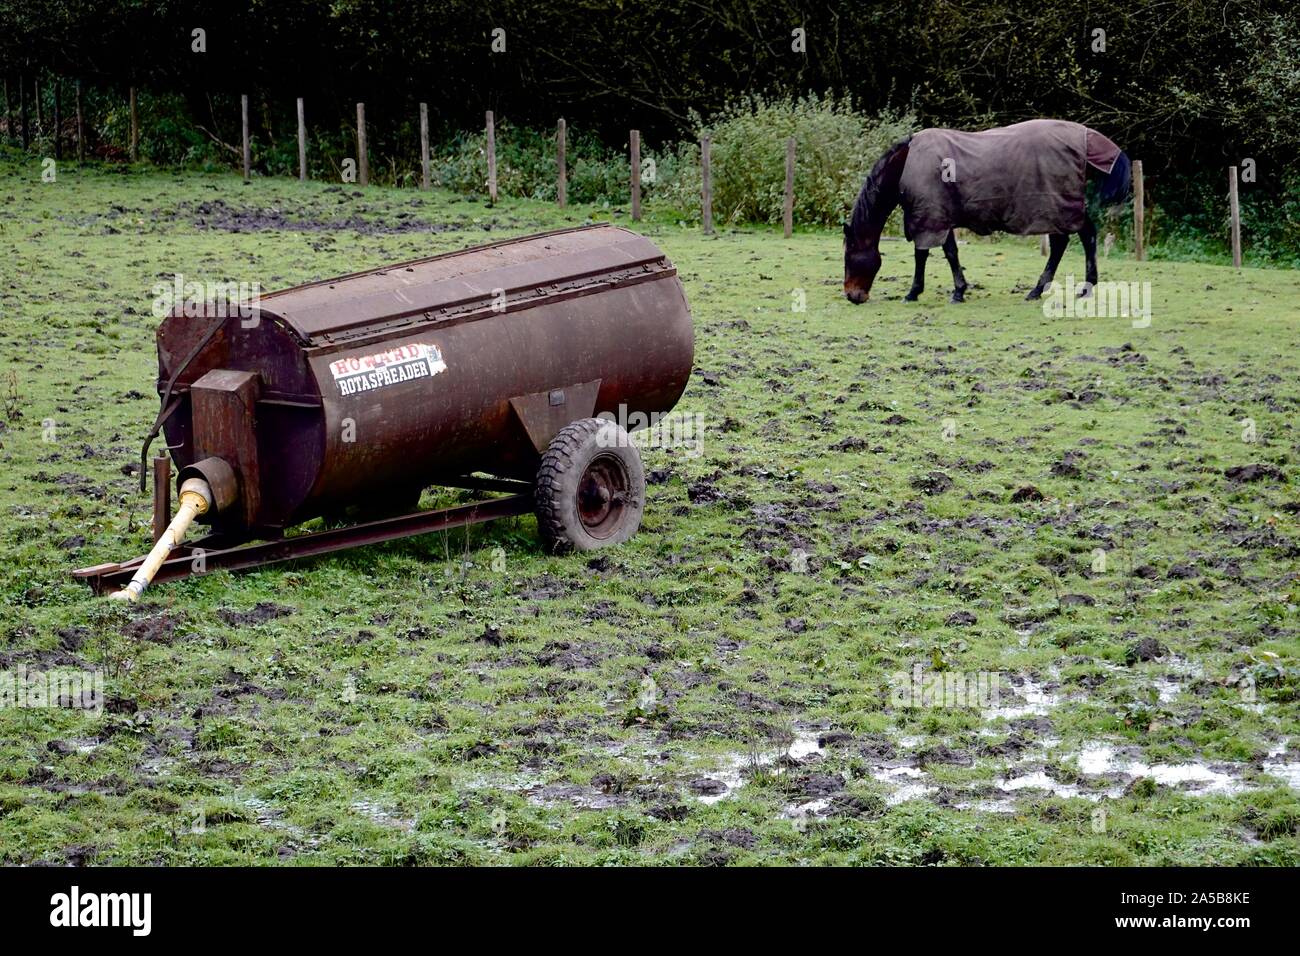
[72,224,695,598]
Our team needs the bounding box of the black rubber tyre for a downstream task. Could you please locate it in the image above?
[535,417,645,553]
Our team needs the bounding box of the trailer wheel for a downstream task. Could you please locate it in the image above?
[536,417,645,553]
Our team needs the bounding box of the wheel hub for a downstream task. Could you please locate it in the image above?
[577,454,631,538]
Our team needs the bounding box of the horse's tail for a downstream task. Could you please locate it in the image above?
[1098,149,1131,205]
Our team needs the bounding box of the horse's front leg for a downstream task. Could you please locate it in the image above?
[904,245,928,301]
[942,231,969,303]
[1025,234,1070,300]
[1077,215,1098,297]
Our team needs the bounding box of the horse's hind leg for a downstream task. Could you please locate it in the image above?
[942,230,969,303]
[1025,234,1070,300]
[904,245,929,301]
[1077,215,1098,297]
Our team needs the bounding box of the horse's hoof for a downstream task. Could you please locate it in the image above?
[903,293,920,302]
[1076,284,1094,299]
[949,293,965,304]
[1025,289,1043,301]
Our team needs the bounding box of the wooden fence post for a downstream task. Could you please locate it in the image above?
[52,79,60,160]
[75,79,83,163]
[356,102,368,187]
[297,97,306,182]
[556,118,567,208]
[630,129,641,221]
[1228,165,1242,270]
[700,135,713,235]
[419,102,430,190]
[1132,159,1144,261]
[241,94,250,180]
[783,136,795,238]
[19,73,27,150]
[129,86,138,161]
[34,75,42,134]
[1040,235,1049,256]
[485,110,497,203]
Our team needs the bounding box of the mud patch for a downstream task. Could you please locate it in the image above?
[526,782,633,810]
[217,602,294,626]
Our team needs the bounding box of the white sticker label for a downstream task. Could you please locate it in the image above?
[329,343,447,397]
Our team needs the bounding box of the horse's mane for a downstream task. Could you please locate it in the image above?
[849,136,913,240]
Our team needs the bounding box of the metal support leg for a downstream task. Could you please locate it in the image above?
[151,454,171,544]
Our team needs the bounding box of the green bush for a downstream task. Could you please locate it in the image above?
[1097,171,1300,269]
[654,93,916,227]
[425,97,916,227]
[93,89,222,168]
[430,121,633,205]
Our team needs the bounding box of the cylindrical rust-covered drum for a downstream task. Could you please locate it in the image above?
[154,224,694,536]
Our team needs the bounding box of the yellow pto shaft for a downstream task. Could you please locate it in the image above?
[110,478,213,602]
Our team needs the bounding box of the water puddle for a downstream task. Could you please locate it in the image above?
[694,757,746,804]
[787,730,825,761]
[781,797,832,820]
[1153,676,1182,703]
[1076,743,1247,794]
[507,727,1300,824]
[691,726,828,804]
[523,782,631,810]
[1166,656,1204,678]
[240,796,318,846]
[1262,760,1300,789]
[986,744,1248,805]
[871,765,937,805]
[349,799,416,832]
[983,674,1062,721]
[955,799,1020,813]
[139,754,176,776]
[997,770,1087,800]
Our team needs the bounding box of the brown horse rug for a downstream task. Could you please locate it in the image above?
[899,119,1122,249]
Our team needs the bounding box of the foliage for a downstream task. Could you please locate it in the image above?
[654,93,915,227]
[3,1,1299,254]
[429,121,633,205]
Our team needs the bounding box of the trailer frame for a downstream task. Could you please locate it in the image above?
[72,479,533,595]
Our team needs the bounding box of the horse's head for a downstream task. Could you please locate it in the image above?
[843,136,910,303]
[843,223,881,304]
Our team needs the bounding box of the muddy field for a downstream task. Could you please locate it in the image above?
[1,157,1298,865]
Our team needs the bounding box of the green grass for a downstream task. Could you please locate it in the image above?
[1,151,1298,866]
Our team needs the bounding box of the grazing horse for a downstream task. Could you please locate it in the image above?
[843,119,1130,304]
